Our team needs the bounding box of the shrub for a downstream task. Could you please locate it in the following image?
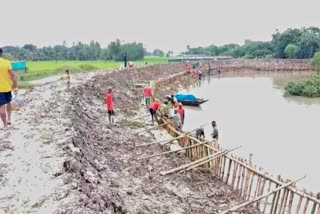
[285,74,320,97]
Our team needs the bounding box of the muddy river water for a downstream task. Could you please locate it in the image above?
[180,71,320,192]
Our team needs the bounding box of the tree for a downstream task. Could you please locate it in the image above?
[152,49,164,57]
[284,44,300,58]
[312,51,320,72]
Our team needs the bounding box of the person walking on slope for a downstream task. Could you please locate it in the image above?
[143,85,153,109]
[211,120,219,140]
[149,99,161,125]
[0,48,18,130]
[176,102,185,125]
[106,87,115,124]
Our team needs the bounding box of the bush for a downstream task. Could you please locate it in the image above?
[285,74,320,97]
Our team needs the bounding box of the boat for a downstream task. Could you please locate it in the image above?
[166,94,208,107]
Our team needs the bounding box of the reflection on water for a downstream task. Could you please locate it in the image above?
[180,71,320,192]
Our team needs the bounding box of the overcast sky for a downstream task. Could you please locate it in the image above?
[2,0,320,53]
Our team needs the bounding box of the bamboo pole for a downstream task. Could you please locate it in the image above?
[295,196,303,214]
[254,174,262,199]
[240,160,247,197]
[281,189,289,214]
[263,180,273,213]
[247,172,255,201]
[287,191,294,214]
[160,148,232,176]
[270,184,280,214]
[220,176,306,214]
[133,122,169,134]
[221,155,227,180]
[225,159,233,184]
[182,147,241,172]
[278,189,288,214]
[231,161,239,189]
[137,141,207,160]
[303,198,310,214]
[257,176,267,208]
[236,163,242,190]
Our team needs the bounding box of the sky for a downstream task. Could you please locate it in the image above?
[2,0,320,54]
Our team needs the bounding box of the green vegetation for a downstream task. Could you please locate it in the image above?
[285,52,320,97]
[284,44,300,58]
[17,57,167,82]
[185,27,320,59]
[285,75,320,97]
[311,51,320,72]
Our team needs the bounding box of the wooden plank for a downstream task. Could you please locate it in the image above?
[231,162,239,188]
[281,188,289,214]
[225,159,233,184]
[240,160,246,197]
[236,163,243,191]
[257,176,267,209]
[270,184,280,214]
[278,189,288,214]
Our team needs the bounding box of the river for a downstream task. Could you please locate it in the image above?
[180,71,320,192]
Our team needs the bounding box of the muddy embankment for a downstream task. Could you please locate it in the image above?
[61,64,261,214]
[207,59,312,72]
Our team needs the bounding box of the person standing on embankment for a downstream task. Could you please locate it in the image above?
[106,87,115,124]
[0,48,18,130]
[143,85,153,110]
[177,102,185,125]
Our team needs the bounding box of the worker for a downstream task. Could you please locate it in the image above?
[149,99,161,125]
[198,69,202,80]
[124,53,128,68]
[65,69,71,89]
[176,102,185,125]
[196,128,205,139]
[185,64,191,73]
[173,109,182,130]
[0,48,18,129]
[211,120,219,140]
[170,95,178,108]
[159,101,170,118]
[143,85,153,108]
[105,87,115,124]
[208,62,212,75]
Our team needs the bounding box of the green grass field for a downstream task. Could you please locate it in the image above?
[18,56,168,82]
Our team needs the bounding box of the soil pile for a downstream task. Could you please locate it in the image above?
[61,64,260,213]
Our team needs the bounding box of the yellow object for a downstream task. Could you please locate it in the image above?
[0,58,13,92]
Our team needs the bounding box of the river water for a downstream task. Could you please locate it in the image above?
[180,71,320,192]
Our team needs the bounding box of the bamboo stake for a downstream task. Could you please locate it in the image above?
[182,147,241,172]
[281,189,289,214]
[257,176,266,208]
[278,189,288,214]
[225,159,233,184]
[303,198,310,214]
[247,172,255,201]
[263,180,272,213]
[133,122,169,134]
[271,184,280,214]
[137,141,207,160]
[240,160,246,197]
[236,163,242,190]
[231,162,239,188]
[287,191,294,214]
[220,176,306,214]
[311,193,320,214]
[254,175,262,199]
[221,155,227,180]
[295,196,303,214]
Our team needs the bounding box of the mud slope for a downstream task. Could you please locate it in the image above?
[62,64,259,214]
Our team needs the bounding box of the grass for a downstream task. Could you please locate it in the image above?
[18,56,168,82]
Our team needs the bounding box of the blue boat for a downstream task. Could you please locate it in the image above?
[11,61,27,72]
[166,94,208,106]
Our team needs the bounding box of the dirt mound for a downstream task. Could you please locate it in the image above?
[61,65,260,213]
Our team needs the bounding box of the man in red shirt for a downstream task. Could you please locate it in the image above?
[185,64,191,73]
[177,102,185,125]
[143,85,153,108]
[149,99,161,125]
[105,87,115,124]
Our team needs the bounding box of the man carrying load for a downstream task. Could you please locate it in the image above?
[143,84,153,108]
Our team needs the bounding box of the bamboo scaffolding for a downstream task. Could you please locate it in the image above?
[220,176,305,214]
[137,141,207,160]
[182,147,241,172]
[160,148,231,176]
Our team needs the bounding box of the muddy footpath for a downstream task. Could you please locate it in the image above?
[0,64,259,214]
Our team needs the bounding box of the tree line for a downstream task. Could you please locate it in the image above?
[1,39,165,61]
[184,27,320,59]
